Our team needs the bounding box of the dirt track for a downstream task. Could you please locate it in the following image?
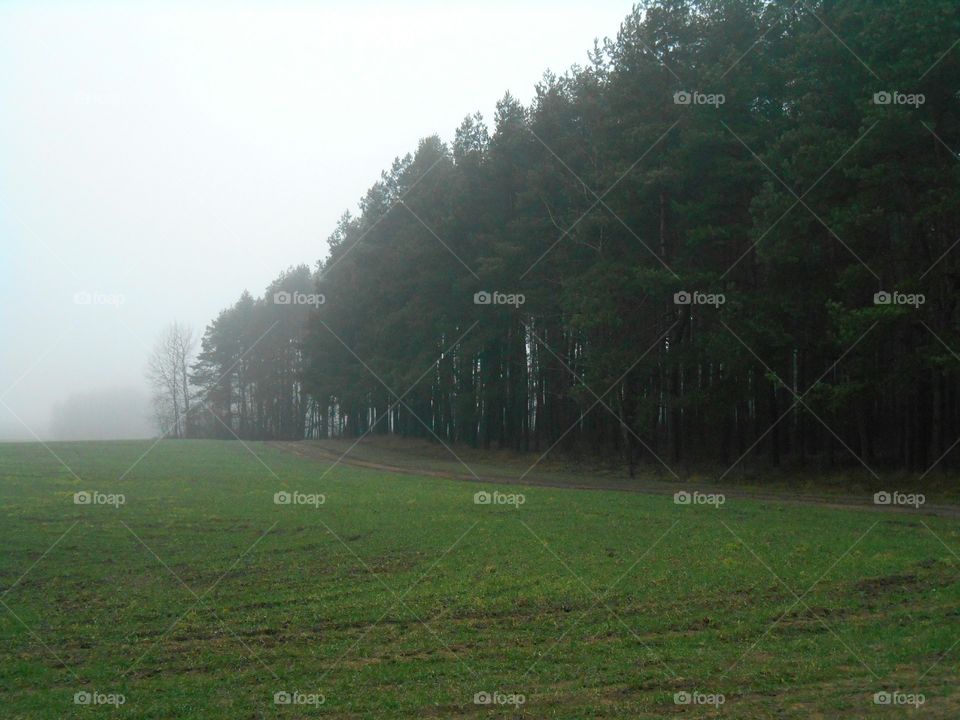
[269,440,960,519]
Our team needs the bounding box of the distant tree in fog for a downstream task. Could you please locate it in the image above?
[50,387,153,440]
[147,322,196,438]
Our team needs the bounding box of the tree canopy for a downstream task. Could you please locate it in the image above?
[189,0,960,479]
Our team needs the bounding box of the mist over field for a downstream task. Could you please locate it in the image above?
[0,0,628,441]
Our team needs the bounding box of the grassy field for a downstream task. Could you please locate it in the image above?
[0,439,957,718]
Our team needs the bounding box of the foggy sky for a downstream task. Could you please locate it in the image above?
[0,0,633,440]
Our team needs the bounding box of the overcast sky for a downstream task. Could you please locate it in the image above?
[0,0,634,440]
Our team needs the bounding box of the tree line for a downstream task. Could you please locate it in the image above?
[159,0,959,479]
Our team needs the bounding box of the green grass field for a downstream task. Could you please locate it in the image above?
[0,440,957,718]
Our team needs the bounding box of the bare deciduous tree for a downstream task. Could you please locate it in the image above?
[147,322,196,438]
